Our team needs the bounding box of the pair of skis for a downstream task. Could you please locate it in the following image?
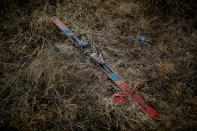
[51,17,162,120]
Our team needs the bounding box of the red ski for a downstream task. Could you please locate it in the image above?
[51,17,162,120]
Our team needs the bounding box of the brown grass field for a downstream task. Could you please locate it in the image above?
[0,0,197,130]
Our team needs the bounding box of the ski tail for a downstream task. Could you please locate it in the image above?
[51,17,74,36]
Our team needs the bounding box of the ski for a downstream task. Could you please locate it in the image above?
[51,17,162,120]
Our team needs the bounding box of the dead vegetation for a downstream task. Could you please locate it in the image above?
[0,0,197,130]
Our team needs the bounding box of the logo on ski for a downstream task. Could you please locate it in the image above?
[64,30,73,36]
[110,73,121,82]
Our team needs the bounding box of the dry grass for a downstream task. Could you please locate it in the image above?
[0,0,197,130]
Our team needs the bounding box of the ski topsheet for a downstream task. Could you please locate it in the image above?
[51,17,162,120]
